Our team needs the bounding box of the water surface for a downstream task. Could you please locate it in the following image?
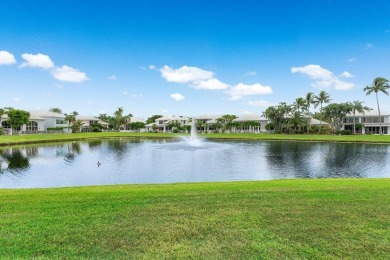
[0,138,389,188]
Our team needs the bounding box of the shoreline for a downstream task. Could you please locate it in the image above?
[1,132,390,147]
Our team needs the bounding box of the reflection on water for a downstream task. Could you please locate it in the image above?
[0,138,389,188]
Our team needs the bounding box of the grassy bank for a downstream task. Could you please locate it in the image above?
[1,179,389,258]
[1,132,390,146]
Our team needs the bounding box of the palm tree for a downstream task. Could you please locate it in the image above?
[313,91,331,133]
[305,92,315,116]
[49,107,62,116]
[293,97,306,113]
[64,111,79,133]
[349,101,372,134]
[363,77,390,134]
[304,92,315,133]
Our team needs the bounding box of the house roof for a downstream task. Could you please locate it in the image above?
[233,114,268,122]
[308,118,329,125]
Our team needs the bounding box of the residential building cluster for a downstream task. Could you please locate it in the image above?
[1,109,389,135]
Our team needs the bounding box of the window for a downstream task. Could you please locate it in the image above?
[1,121,20,130]
[56,119,68,125]
[26,121,38,131]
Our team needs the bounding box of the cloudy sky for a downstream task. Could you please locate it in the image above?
[1,0,390,118]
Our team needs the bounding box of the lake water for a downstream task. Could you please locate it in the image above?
[1,138,389,188]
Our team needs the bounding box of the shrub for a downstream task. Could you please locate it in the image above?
[47,127,64,130]
[91,126,102,132]
[335,130,352,135]
[172,129,180,133]
[0,127,3,135]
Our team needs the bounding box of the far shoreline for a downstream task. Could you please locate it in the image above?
[1,132,390,147]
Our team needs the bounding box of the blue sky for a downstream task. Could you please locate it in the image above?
[1,0,390,118]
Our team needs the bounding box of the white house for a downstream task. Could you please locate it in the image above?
[341,114,390,134]
[1,110,68,134]
[145,115,189,132]
[232,114,268,133]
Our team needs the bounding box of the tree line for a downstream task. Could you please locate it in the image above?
[263,77,390,134]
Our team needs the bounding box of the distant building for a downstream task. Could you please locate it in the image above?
[145,115,189,132]
[341,114,390,134]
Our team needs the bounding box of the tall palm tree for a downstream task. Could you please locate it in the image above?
[363,77,390,134]
[305,92,315,116]
[349,101,372,134]
[313,91,331,133]
[293,97,306,113]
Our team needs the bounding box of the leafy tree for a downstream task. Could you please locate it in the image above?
[7,109,30,133]
[166,120,182,132]
[322,103,352,134]
[96,113,115,129]
[216,114,237,133]
[313,91,331,133]
[146,115,163,125]
[0,108,5,123]
[113,107,132,130]
[128,122,145,132]
[349,101,371,134]
[363,77,390,134]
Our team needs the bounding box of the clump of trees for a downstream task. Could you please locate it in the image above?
[262,90,374,135]
[97,107,133,131]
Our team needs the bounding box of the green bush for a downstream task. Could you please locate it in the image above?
[0,127,3,135]
[47,127,64,130]
[172,129,180,133]
[335,130,352,135]
[91,126,102,132]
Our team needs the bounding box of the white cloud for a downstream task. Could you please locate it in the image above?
[87,100,94,105]
[245,71,257,76]
[149,65,156,70]
[0,50,16,65]
[291,64,333,80]
[13,97,20,102]
[291,64,354,90]
[20,53,54,69]
[365,43,373,49]
[123,91,128,95]
[347,56,357,63]
[51,65,89,83]
[131,94,143,98]
[160,65,214,83]
[161,109,169,113]
[54,83,64,89]
[248,100,271,107]
[108,75,117,80]
[191,78,229,90]
[170,93,185,101]
[339,71,354,78]
[41,92,51,97]
[226,83,272,100]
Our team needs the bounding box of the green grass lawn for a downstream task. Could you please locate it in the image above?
[1,132,390,146]
[1,179,389,259]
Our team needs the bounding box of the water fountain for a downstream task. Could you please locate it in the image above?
[181,119,203,147]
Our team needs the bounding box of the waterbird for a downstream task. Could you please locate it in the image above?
[97,161,101,167]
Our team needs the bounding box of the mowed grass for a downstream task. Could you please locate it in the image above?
[1,132,390,146]
[1,179,389,259]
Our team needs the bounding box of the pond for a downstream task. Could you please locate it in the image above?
[0,138,389,188]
